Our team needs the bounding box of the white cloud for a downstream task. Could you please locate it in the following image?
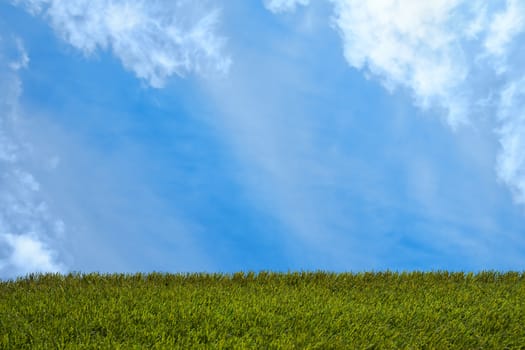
[329,0,525,205]
[330,0,477,128]
[270,0,525,207]
[0,233,65,278]
[0,35,66,280]
[264,0,310,13]
[12,0,232,88]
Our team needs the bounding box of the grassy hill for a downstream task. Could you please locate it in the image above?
[1,271,524,349]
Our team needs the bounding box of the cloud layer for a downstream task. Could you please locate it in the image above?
[0,36,66,279]
[13,0,232,88]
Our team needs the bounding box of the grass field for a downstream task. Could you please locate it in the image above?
[1,270,524,349]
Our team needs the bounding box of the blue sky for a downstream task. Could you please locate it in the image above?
[1,0,525,279]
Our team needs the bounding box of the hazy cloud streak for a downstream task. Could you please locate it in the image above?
[264,0,310,13]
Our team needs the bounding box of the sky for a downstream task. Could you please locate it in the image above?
[1,0,525,280]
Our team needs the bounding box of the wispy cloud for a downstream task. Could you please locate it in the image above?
[12,0,232,88]
[0,35,66,280]
[496,78,525,204]
[264,0,310,13]
[484,0,525,60]
[268,0,525,207]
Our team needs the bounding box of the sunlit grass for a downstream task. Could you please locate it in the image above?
[1,270,524,349]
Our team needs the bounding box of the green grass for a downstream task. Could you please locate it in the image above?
[1,270,524,349]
